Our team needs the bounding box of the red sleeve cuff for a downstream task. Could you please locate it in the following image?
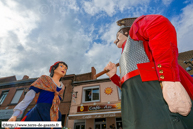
[110,74,121,87]
[155,63,180,81]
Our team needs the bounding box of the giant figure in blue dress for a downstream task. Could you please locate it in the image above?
[7,61,68,129]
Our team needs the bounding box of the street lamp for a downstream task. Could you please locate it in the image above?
[72,91,78,98]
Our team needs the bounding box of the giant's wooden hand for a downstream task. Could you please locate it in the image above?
[104,62,117,78]
[5,116,17,129]
[162,81,192,116]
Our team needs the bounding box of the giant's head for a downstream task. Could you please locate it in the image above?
[114,18,137,48]
[49,61,68,80]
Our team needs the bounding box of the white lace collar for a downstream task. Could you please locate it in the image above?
[49,76,64,88]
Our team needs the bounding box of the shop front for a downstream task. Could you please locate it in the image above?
[0,109,24,127]
[68,103,122,129]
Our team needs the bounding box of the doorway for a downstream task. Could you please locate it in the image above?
[95,118,106,129]
[116,118,122,129]
[75,122,85,129]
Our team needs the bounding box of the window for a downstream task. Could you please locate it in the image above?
[0,91,9,105]
[116,118,122,129]
[82,86,100,103]
[118,87,121,99]
[62,115,66,127]
[95,118,106,129]
[11,89,24,104]
[74,123,85,129]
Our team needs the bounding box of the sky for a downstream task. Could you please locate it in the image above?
[0,0,193,80]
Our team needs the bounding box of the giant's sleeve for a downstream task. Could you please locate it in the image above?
[12,90,36,117]
[129,15,180,81]
[110,74,121,87]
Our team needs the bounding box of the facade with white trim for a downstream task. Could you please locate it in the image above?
[68,78,122,129]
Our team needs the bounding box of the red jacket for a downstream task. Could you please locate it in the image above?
[111,15,193,100]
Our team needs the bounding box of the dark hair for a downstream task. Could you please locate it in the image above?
[118,27,130,37]
[50,62,68,81]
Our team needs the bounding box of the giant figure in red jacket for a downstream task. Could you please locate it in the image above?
[104,15,193,129]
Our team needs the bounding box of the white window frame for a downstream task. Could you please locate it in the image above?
[82,86,100,103]
[0,91,9,105]
[11,89,24,104]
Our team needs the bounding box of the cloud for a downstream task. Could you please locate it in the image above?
[183,0,191,4]
[100,21,119,45]
[83,0,116,16]
[0,1,39,45]
[85,21,122,78]
[0,0,121,80]
[0,0,40,78]
[85,42,121,79]
[171,3,193,52]
[82,0,151,16]
[162,0,173,6]
[0,0,92,79]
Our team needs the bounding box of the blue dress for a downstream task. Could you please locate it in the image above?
[22,86,62,129]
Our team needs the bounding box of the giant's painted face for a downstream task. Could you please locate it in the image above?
[54,63,67,77]
[114,32,127,48]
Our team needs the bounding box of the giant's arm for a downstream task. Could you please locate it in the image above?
[12,89,36,117]
[104,62,121,87]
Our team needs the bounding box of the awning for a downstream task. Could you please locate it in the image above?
[0,109,24,120]
[68,111,121,120]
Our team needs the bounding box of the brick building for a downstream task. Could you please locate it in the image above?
[178,50,193,76]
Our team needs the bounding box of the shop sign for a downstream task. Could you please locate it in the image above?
[82,113,117,119]
[77,103,121,112]
[68,112,121,120]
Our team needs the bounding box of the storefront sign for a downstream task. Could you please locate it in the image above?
[68,112,121,120]
[77,103,121,112]
[82,113,117,119]
[0,109,23,119]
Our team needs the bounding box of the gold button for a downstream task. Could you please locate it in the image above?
[160,75,164,79]
[157,64,162,68]
[159,70,163,74]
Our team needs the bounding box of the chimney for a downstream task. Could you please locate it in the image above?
[22,75,29,80]
[91,67,96,80]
